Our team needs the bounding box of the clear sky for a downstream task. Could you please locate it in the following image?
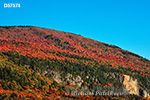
[0,0,150,60]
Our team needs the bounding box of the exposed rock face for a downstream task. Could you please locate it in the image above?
[143,90,150,98]
[65,73,83,87]
[45,69,149,98]
[116,74,150,98]
[109,72,149,98]
[46,70,83,87]
[123,75,139,95]
[51,71,62,83]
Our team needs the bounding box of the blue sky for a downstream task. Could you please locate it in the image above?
[0,0,150,60]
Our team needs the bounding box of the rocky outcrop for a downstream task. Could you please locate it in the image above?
[46,70,83,87]
[123,75,139,95]
[44,69,149,98]
[111,73,150,98]
[123,74,150,98]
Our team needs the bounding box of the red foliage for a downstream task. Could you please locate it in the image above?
[0,26,150,76]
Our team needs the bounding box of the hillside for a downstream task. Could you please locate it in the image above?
[0,26,150,100]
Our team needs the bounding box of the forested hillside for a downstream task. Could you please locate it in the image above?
[0,26,149,100]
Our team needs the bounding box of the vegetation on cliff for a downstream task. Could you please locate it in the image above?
[0,26,150,99]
